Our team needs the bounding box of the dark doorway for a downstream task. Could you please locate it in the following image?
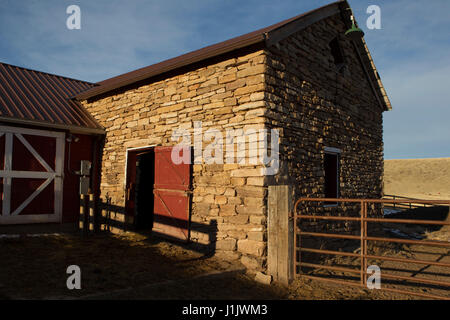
[125,147,155,230]
[324,152,339,198]
[135,150,155,230]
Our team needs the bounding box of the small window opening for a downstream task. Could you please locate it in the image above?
[329,37,345,70]
[324,150,340,199]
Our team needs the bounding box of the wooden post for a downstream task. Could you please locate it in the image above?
[268,185,294,285]
[79,194,87,235]
[101,207,107,231]
[89,194,95,233]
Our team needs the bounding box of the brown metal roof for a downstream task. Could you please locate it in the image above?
[0,62,104,134]
[75,0,391,111]
[75,1,342,101]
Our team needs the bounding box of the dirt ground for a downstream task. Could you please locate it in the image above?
[296,240,450,300]
[0,228,448,300]
[0,232,285,300]
[1,159,449,300]
[384,158,450,200]
[299,204,450,299]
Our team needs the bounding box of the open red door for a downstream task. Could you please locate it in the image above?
[153,146,191,241]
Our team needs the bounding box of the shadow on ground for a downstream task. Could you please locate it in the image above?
[0,233,287,300]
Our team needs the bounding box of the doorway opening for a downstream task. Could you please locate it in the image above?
[125,145,192,240]
[125,147,155,230]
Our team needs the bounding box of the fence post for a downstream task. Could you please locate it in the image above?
[360,201,365,285]
[79,194,88,236]
[268,185,294,285]
[363,202,368,286]
[101,195,111,232]
[89,194,95,233]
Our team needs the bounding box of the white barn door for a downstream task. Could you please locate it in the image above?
[0,126,65,224]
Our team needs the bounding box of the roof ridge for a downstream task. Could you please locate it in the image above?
[0,61,95,86]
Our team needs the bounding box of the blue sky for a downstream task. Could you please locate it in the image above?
[0,0,448,159]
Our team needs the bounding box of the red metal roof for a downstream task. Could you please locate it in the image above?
[0,62,104,134]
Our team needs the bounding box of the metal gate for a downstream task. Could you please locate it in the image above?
[0,125,64,224]
[294,198,450,299]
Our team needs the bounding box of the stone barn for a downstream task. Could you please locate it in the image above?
[74,0,391,273]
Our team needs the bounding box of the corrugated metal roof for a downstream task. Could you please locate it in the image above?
[0,62,104,134]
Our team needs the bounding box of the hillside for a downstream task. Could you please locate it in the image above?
[384,158,450,200]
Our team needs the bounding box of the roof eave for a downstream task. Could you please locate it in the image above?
[75,33,266,101]
[0,116,106,135]
[74,0,391,112]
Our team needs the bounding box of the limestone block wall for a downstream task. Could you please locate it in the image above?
[80,13,386,272]
[264,15,384,224]
[81,48,270,271]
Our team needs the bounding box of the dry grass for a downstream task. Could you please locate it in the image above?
[384,158,450,200]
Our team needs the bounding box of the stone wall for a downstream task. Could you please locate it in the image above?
[80,13,386,273]
[81,48,270,271]
[265,15,384,224]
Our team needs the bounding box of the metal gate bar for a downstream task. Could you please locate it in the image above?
[293,198,450,300]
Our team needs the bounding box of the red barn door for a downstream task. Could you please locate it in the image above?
[0,126,64,224]
[153,146,191,241]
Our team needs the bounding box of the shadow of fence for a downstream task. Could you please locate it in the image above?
[79,194,217,255]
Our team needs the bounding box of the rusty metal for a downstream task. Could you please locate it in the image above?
[297,262,360,275]
[301,274,449,300]
[364,236,450,247]
[294,197,450,300]
[300,247,450,268]
[377,272,450,288]
[384,194,432,209]
[294,222,298,275]
[366,254,450,268]
[299,231,361,240]
[295,198,450,206]
[300,247,360,258]
[0,62,103,133]
[296,215,361,222]
[365,217,450,225]
[362,201,368,286]
[297,214,450,225]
